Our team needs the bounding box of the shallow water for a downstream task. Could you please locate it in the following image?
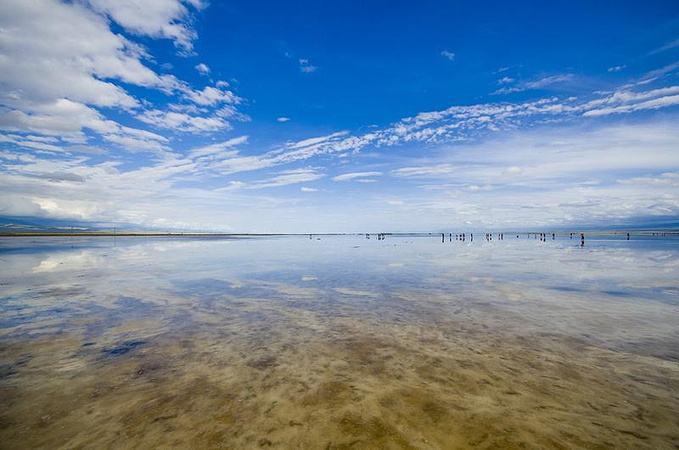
[1,234,679,449]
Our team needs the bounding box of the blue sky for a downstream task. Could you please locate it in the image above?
[1,0,678,232]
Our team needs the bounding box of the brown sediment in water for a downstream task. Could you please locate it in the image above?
[1,236,679,448]
[2,303,679,449]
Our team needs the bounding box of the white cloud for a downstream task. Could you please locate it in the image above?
[2,116,678,231]
[618,172,679,187]
[582,86,679,117]
[277,117,291,122]
[300,186,318,192]
[392,165,458,178]
[136,79,246,133]
[0,100,104,137]
[85,0,205,52]
[584,95,679,117]
[0,0,188,110]
[137,109,231,133]
[525,74,574,89]
[220,168,324,190]
[15,140,62,153]
[0,0,245,151]
[287,131,348,150]
[649,38,679,55]
[102,128,170,155]
[608,65,626,73]
[629,62,679,87]
[394,121,679,182]
[195,63,210,75]
[189,136,249,159]
[252,168,324,189]
[332,171,382,182]
[440,50,455,61]
[184,84,241,106]
[493,74,574,94]
[384,120,679,228]
[165,82,679,178]
[299,58,318,73]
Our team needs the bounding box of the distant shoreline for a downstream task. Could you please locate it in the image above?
[0,232,305,237]
[0,232,368,237]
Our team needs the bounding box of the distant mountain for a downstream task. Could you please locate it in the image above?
[0,216,126,233]
[0,216,223,234]
[572,216,679,231]
[430,215,679,234]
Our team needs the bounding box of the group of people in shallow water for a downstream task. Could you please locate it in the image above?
[362,233,387,240]
[529,232,556,241]
[440,233,471,242]
[310,231,642,247]
[436,231,592,247]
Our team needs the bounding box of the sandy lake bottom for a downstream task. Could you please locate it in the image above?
[1,235,678,449]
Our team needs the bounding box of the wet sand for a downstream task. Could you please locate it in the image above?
[1,235,678,449]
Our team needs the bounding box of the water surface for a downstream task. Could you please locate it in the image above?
[1,235,678,449]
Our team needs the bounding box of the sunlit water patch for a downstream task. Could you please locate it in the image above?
[1,235,678,448]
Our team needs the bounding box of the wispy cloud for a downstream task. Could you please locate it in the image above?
[582,85,679,117]
[627,62,679,87]
[649,38,679,55]
[440,50,456,61]
[220,168,324,190]
[332,171,382,182]
[299,58,318,73]
[189,136,249,158]
[493,74,574,94]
